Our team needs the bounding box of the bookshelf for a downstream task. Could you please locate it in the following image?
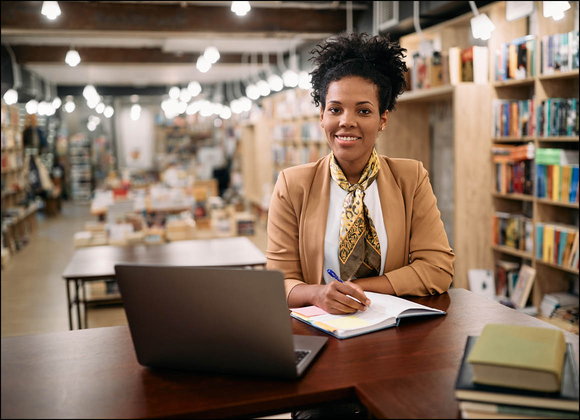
[1,102,40,258]
[488,1,579,308]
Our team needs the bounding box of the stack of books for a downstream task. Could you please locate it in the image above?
[455,324,579,419]
[540,292,579,318]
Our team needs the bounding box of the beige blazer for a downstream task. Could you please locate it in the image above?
[266,154,455,301]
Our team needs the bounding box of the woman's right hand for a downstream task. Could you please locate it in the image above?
[313,281,371,314]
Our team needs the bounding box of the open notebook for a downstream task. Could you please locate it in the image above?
[290,292,446,339]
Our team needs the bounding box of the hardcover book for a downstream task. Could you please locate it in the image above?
[455,336,579,412]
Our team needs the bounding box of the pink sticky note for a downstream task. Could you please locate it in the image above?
[291,306,328,317]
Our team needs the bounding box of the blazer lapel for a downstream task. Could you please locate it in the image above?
[377,156,407,272]
[302,155,331,285]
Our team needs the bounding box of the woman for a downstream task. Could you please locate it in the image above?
[266,32,455,315]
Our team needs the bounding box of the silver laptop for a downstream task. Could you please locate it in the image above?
[115,265,327,379]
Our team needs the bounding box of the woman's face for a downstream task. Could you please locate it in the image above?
[320,76,388,173]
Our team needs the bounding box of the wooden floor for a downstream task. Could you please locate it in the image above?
[1,201,270,338]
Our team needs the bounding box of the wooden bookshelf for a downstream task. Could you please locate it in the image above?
[538,71,580,81]
[493,137,534,143]
[488,1,579,309]
[492,77,535,88]
[397,85,454,103]
[536,198,579,209]
[492,245,534,260]
[492,192,534,202]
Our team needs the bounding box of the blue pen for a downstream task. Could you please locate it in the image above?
[326,269,368,307]
[326,269,344,283]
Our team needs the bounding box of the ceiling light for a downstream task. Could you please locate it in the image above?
[64,99,75,113]
[186,101,201,115]
[26,100,39,114]
[469,1,495,40]
[65,49,81,67]
[543,1,570,20]
[3,89,18,105]
[245,83,260,100]
[239,96,252,112]
[179,88,192,103]
[45,104,55,116]
[219,106,232,120]
[230,99,242,114]
[83,84,98,100]
[267,74,284,92]
[37,101,48,116]
[188,81,202,97]
[283,69,299,88]
[168,86,181,99]
[257,80,270,97]
[130,104,141,121]
[89,115,101,126]
[298,71,312,89]
[204,46,220,64]
[196,56,211,73]
[231,1,251,16]
[104,106,114,118]
[87,121,97,132]
[41,1,61,20]
[87,96,100,109]
[52,97,61,109]
[178,101,188,114]
[96,103,105,114]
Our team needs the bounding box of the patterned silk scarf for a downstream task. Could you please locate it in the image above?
[330,149,382,281]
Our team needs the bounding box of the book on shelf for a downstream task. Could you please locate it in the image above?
[537,98,578,137]
[455,336,579,412]
[540,292,579,318]
[449,46,462,85]
[494,260,520,298]
[412,52,430,90]
[461,46,474,82]
[492,212,533,254]
[492,99,536,138]
[510,264,536,309]
[467,324,566,392]
[535,223,578,269]
[468,269,496,300]
[536,148,579,203]
[495,35,536,81]
[289,292,445,339]
[542,30,579,75]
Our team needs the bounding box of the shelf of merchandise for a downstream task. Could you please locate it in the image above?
[69,133,92,203]
[488,1,579,309]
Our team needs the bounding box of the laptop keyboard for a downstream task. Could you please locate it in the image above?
[295,350,311,365]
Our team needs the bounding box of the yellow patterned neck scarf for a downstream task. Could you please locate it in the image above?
[330,149,381,281]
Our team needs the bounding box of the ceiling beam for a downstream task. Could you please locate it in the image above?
[1,1,353,36]
[10,45,278,64]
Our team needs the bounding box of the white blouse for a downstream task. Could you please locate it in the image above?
[322,180,388,284]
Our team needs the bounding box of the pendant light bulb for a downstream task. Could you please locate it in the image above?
[41,1,61,20]
[65,49,81,67]
[3,89,18,105]
[204,46,220,64]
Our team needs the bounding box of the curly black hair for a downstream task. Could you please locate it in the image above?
[309,32,408,114]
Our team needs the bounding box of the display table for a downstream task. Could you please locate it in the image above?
[62,237,267,330]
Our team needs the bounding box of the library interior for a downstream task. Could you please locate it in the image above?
[1,1,579,419]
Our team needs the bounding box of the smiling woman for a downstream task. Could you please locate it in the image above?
[266,32,455,316]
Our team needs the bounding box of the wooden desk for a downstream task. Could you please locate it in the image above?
[62,237,267,330]
[2,289,577,419]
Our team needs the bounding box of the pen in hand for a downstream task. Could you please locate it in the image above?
[326,269,369,307]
